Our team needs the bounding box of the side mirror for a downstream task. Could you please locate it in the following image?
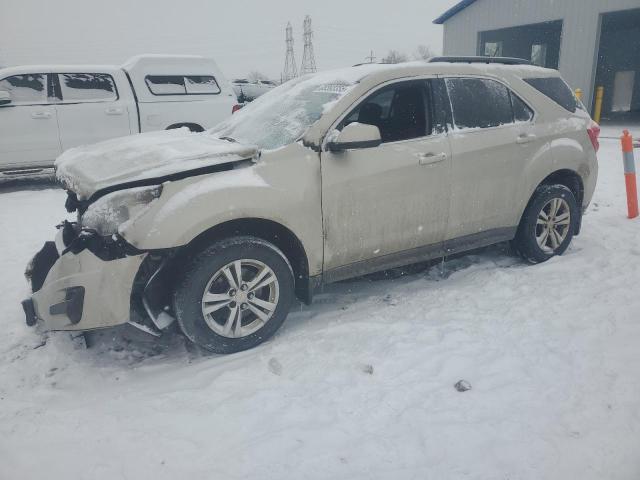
[327,123,382,152]
[0,90,11,106]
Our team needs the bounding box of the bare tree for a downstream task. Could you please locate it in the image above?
[381,50,409,64]
[414,44,437,61]
[247,71,268,83]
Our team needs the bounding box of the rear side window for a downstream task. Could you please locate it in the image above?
[59,73,118,102]
[446,78,513,129]
[185,76,221,94]
[523,77,576,113]
[0,74,47,105]
[146,75,220,95]
[511,92,534,122]
[146,75,186,95]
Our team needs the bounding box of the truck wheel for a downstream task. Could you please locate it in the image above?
[173,236,295,354]
[512,184,579,264]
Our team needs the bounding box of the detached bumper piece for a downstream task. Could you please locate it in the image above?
[26,241,59,292]
[48,286,85,325]
[23,224,147,331]
[23,240,60,327]
[21,298,38,327]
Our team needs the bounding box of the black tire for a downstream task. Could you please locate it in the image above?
[512,184,579,264]
[173,236,295,354]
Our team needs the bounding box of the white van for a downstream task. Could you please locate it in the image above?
[0,55,238,172]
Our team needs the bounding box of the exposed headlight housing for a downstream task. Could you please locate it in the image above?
[81,185,162,236]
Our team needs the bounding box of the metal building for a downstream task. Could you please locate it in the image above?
[434,0,640,122]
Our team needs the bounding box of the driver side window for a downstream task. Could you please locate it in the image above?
[341,80,430,143]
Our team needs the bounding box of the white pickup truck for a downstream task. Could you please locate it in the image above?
[0,55,238,173]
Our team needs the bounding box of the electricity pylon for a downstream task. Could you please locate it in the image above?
[282,22,298,83]
[300,15,317,75]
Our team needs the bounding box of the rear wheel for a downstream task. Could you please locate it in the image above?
[174,237,295,354]
[512,184,579,264]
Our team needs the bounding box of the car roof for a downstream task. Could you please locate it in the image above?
[0,55,222,78]
[0,64,119,77]
[348,60,558,84]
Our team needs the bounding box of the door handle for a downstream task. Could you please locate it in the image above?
[516,134,537,144]
[105,107,124,115]
[417,152,447,166]
[31,111,52,119]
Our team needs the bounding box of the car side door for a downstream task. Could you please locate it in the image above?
[443,76,537,249]
[52,72,132,151]
[0,73,61,169]
[321,78,452,280]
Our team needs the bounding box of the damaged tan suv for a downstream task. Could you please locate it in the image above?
[23,57,599,353]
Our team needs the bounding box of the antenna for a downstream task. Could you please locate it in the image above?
[300,15,317,75]
[365,50,376,63]
[282,22,298,82]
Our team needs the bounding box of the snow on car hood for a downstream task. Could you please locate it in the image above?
[55,129,258,200]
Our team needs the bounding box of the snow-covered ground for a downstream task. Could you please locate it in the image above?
[1,135,639,480]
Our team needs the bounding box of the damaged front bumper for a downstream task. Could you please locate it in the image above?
[23,224,147,331]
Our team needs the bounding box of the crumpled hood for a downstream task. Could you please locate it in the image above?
[55,129,258,200]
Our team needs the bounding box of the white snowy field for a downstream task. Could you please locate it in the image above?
[1,135,639,480]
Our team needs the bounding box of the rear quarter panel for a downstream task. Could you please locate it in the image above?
[508,80,597,226]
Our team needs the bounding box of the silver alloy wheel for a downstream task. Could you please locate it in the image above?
[536,197,571,253]
[200,259,279,338]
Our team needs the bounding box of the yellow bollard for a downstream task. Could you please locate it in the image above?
[593,86,604,123]
[575,88,583,101]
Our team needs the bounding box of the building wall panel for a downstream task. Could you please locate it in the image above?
[442,0,640,108]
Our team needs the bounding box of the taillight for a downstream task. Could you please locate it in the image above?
[587,121,600,153]
[232,104,242,114]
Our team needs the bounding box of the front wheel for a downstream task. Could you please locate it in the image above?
[512,184,579,264]
[173,237,295,354]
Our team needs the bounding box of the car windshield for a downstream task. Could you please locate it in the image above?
[210,72,364,150]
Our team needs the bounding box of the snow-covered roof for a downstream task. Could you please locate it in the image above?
[0,64,119,77]
[433,0,479,24]
[120,54,219,74]
[308,60,556,88]
[0,55,221,79]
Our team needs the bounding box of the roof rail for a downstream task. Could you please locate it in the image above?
[429,56,532,66]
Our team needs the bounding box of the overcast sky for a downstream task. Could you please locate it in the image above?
[0,0,460,79]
